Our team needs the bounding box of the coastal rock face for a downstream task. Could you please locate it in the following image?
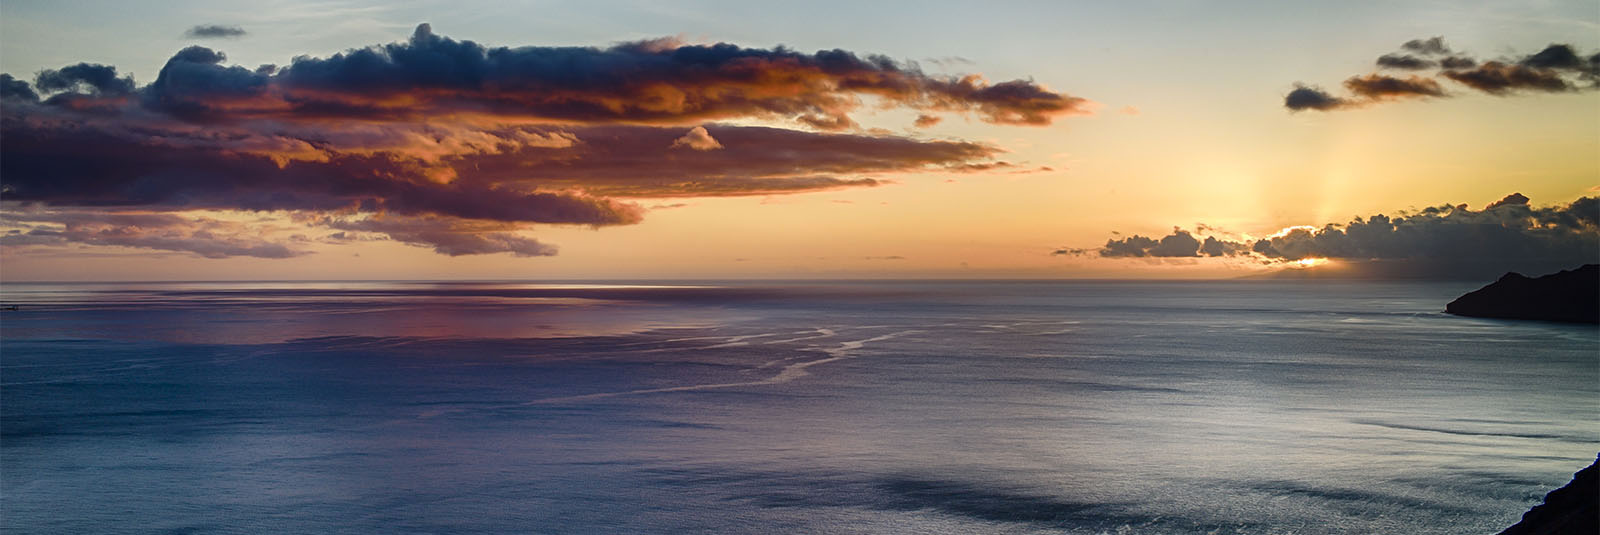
[1498,456,1598,535]
[1445,265,1599,323]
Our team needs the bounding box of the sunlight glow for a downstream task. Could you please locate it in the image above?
[1267,225,1318,239]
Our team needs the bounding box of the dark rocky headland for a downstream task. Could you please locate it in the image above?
[1446,265,1599,323]
[1498,455,1598,535]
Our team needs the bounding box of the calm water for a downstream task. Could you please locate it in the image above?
[2,280,1596,534]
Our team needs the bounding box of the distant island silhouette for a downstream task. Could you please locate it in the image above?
[1446,265,1599,324]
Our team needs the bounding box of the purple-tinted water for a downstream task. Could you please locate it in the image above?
[2,280,1595,534]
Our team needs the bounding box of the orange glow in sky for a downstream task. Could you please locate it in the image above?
[0,1,1595,281]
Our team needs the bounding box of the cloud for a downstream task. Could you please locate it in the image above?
[1199,236,1250,257]
[1098,228,1205,258]
[0,113,646,225]
[670,126,723,150]
[141,23,1090,127]
[0,210,305,259]
[1519,44,1590,71]
[1437,44,1600,95]
[35,63,135,96]
[0,25,1055,258]
[1099,235,1159,256]
[1441,61,1572,94]
[1284,84,1350,111]
[316,214,557,257]
[0,111,982,208]
[1376,54,1435,70]
[797,113,857,131]
[1286,38,1597,112]
[923,56,974,68]
[0,74,37,101]
[1484,192,1529,209]
[581,175,883,198]
[1400,37,1452,56]
[933,76,1090,125]
[1090,194,1599,279]
[184,25,247,39]
[1342,74,1445,100]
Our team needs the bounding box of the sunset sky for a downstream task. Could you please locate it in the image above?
[1,0,1595,280]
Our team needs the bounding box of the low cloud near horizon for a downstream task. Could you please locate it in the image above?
[0,24,1086,258]
[1074,193,1599,279]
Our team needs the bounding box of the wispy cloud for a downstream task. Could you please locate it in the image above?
[1286,38,1598,111]
[1,210,305,259]
[184,25,247,39]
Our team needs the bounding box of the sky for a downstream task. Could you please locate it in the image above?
[0,0,1596,281]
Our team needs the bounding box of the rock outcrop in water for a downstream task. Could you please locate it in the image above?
[1498,455,1598,535]
[1445,265,1599,323]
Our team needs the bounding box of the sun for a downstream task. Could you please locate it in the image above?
[1291,258,1331,268]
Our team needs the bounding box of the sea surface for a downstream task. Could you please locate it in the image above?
[1,280,1595,534]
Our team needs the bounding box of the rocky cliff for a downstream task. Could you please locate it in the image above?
[1498,456,1598,535]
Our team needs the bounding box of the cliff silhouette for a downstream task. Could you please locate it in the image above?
[1498,455,1598,535]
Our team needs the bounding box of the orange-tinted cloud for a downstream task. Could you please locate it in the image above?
[138,24,1090,128]
[1342,74,1445,100]
[0,25,1062,257]
[671,126,724,151]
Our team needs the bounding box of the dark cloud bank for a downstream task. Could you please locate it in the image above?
[0,24,1085,258]
[1079,194,1599,279]
[1286,38,1599,111]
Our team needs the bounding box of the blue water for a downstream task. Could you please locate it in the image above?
[2,280,1596,534]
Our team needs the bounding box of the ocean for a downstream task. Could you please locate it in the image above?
[1,280,1595,534]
